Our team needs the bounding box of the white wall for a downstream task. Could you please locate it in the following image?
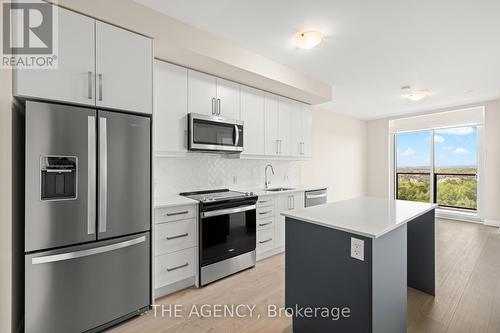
[366,99,500,224]
[482,99,500,224]
[301,107,367,202]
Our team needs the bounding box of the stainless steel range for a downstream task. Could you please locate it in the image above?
[180,189,257,286]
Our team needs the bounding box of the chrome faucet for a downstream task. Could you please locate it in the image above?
[265,164,275,189]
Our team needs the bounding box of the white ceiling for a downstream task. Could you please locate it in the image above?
[137,0,500,119]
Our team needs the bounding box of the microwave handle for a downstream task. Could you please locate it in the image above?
[234,125,239,146]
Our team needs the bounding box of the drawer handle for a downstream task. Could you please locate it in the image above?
[258,200,270,204]
[259,210,272,215]
[166,233,189,240]
[166,262,189,272]
[259,238,273,244]
[165,210,189,217]
[259,222,272,227]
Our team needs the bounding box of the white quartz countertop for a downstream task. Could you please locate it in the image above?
[154,195,198,208]
[281,196,436,238]
[154,185,327,208]
[243,185,327,197]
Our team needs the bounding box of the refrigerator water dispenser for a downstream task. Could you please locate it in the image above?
[40,156,77,200]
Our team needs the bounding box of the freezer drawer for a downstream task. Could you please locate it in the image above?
[25,233,150,333]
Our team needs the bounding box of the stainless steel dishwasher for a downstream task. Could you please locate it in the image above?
[305,188,328,207]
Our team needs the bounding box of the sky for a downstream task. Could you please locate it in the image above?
[396,126,477,168]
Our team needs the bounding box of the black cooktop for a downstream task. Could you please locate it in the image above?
[180,189,256,204]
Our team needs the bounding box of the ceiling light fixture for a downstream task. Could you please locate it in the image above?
[294,30,324,49]
[401,86,430,101]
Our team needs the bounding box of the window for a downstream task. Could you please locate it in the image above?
[396,131,432,203]
[395,126,478,211]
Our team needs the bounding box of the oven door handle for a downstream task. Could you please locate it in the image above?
[201,204,256,218]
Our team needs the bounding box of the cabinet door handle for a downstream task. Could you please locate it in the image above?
[276,140,279,155]
[217,98,221,115]
[87,71,93,99]
[166,233,189,240]
[211,98,216,115]
[98,73,103,101]
[259,238,272,244]
[165,210,189,217]
[259,222,272,227]
[166,262,189,272]
[259,210,272,215]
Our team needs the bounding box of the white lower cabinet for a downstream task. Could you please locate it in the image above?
[155,248,197,288]
[256,191,304,260]
[154,204,198,298]
[257,228,275,254]
[155,219,196,255]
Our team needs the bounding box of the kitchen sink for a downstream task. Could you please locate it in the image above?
[265,187,295,192]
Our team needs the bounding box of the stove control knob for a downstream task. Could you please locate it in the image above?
[202,196,207,202]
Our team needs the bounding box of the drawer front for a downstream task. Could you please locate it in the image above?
[155,205,196,223]
[156,219,196,256]
[155,248,196,288]
[257,217,274,231]
[257,197,274,208]
[257,228,275,254]
[257,207,274,220]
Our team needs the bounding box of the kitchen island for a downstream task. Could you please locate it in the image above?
[281,197,436,333]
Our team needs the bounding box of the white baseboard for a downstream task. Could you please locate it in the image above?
[154,276,196,300]
[483,219,500,227]
[256,246,285,261]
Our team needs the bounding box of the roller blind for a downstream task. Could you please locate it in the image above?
[389,106,485,133]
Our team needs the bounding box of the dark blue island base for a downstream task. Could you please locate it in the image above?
[285,209,435,333]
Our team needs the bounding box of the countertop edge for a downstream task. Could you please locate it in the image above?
[282,203,437,239]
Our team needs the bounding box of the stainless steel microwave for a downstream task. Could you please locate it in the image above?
[188,113,244,153]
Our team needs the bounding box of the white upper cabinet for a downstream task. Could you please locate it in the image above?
[301,104,313,157]
[96,21,152,114]
[154,61,188,155]
[216,78,240,120]
[264,93,280,156]
[187,70,240,119]
[13,6,153,114]
[13,7,95,106]
[188,70,217,116]
[290,100,303,156]
[240,86,265,155]
[278,97,292,156]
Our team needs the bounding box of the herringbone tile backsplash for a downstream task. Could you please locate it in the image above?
[154,154,301,197]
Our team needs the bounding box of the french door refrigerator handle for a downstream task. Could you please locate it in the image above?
[99,117,107,233]
[87,116,96,235]
[31,236,146,264]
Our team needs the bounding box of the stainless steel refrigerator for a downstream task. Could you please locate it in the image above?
[24,101,151,333]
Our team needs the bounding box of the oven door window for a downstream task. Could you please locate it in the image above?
[201,209,256,266]
[193,119,236,147]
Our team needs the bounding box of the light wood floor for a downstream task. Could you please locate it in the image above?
[108,219,500,333]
